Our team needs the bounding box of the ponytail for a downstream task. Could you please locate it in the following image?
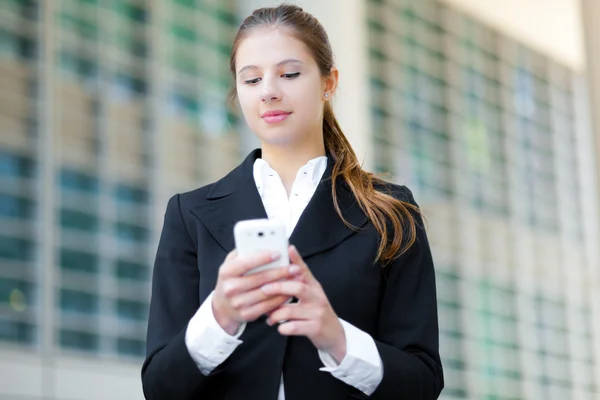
[323,102,420,266]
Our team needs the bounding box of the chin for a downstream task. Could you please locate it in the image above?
[259,135,297,146]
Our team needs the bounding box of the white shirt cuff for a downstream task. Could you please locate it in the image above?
[185,291,246,375]
[318,318,383,395]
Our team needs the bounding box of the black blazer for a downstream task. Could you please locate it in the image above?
[142,149,444,400]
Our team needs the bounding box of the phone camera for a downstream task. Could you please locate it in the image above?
[258,232,264,237]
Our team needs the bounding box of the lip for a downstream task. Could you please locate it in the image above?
[261,110,292,124]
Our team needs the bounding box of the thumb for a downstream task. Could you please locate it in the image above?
[289,245,314,281]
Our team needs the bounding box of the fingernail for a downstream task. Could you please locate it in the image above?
[261,283,274,293]
[289,265,301,274]
[271,252,281,260]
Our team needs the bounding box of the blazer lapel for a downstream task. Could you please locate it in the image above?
[289,156,368,259]
[190,149,267,252]
[190,149,369,257]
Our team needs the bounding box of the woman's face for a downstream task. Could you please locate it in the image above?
[234,28,333,147]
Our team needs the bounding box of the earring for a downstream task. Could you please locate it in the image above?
[324,93,329,99]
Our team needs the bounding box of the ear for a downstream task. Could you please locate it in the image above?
[322,66,339,99]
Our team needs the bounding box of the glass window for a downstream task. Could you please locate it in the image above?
[117,337,145,356]
[116,259,149,281]
[59,329,99,351]
[0,151,34,179]
[0,235,34,261]
[115,222,149,243]
[114,0,147,22]
[59,248,99,273]
[0,318,35,344]
[173,0,196,10]
[0,194,34,219]
[60,169,99,194]
[59,289,99,314]
[115,299,147,321]
[2,0,39,20]
[0,29,37,61]
[60,208,99,232]
[0,278,33,311]
[115,184,149,204]
[115,31,148,58]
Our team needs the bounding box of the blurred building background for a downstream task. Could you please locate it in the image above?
[0,0,599,399]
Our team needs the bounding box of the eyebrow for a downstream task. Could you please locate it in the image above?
[237,59,304,75]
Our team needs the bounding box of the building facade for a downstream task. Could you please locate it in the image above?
[0,0,598,399]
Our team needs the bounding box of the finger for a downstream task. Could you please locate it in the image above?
[238,295,291,322]
[288,246,315,283]
[229,265,302,294]
[229,287,272,310]
[267,304,318,326]
[260,280,312,301]
[222,251,281,277]
[225,249,238,262]
[277,320,319,336]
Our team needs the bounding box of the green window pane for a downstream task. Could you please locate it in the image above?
[116,260,149,281]
[117,337,145,356]
[80,20,99,39]
[369,47,387,61]
[0,194,34,219]
[59,329,99,351]
[0,235,34,261]
[0,28,37,61]
[0,278,33,310]
[60,169,99,193]
[367,19,385,33]
[112,72,147,96]
[217,41,232,57]
[170,91,201,117]
[173,0,196,9]
[60,289,98,314]
[0,151,34,179]
[171,24,197,42]
[115,184,148,204]
[114,1,147,22]
[60,209,99,232]
[171,51,199,76]
[213,8,236,26]
[116,299,147,320]
[115,33,148,58]
[115,222,149,243]
[0,320,35,344]
[60,249,99,273]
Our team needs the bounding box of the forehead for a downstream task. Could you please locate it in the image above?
[235,28,315,71]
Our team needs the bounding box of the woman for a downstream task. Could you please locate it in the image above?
[142,4,443,400]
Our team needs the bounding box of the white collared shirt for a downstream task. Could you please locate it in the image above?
[185,156,383,398]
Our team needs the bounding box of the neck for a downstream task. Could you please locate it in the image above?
[261,141,326,195]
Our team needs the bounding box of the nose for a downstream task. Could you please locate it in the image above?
[260,77,282,103]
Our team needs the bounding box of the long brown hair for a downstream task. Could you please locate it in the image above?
[228,4,420,266]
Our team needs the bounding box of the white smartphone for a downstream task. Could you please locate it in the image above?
[233,218,290,275]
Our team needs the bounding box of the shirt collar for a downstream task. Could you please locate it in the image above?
[253,156,328,197]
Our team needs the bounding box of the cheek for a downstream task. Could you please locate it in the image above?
[237,91,257,118]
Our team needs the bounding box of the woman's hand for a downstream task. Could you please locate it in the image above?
[212,250,302,335]
[262,246,347,363]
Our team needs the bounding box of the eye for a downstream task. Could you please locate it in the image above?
[282,72,300,79]
[244,77,261,85]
